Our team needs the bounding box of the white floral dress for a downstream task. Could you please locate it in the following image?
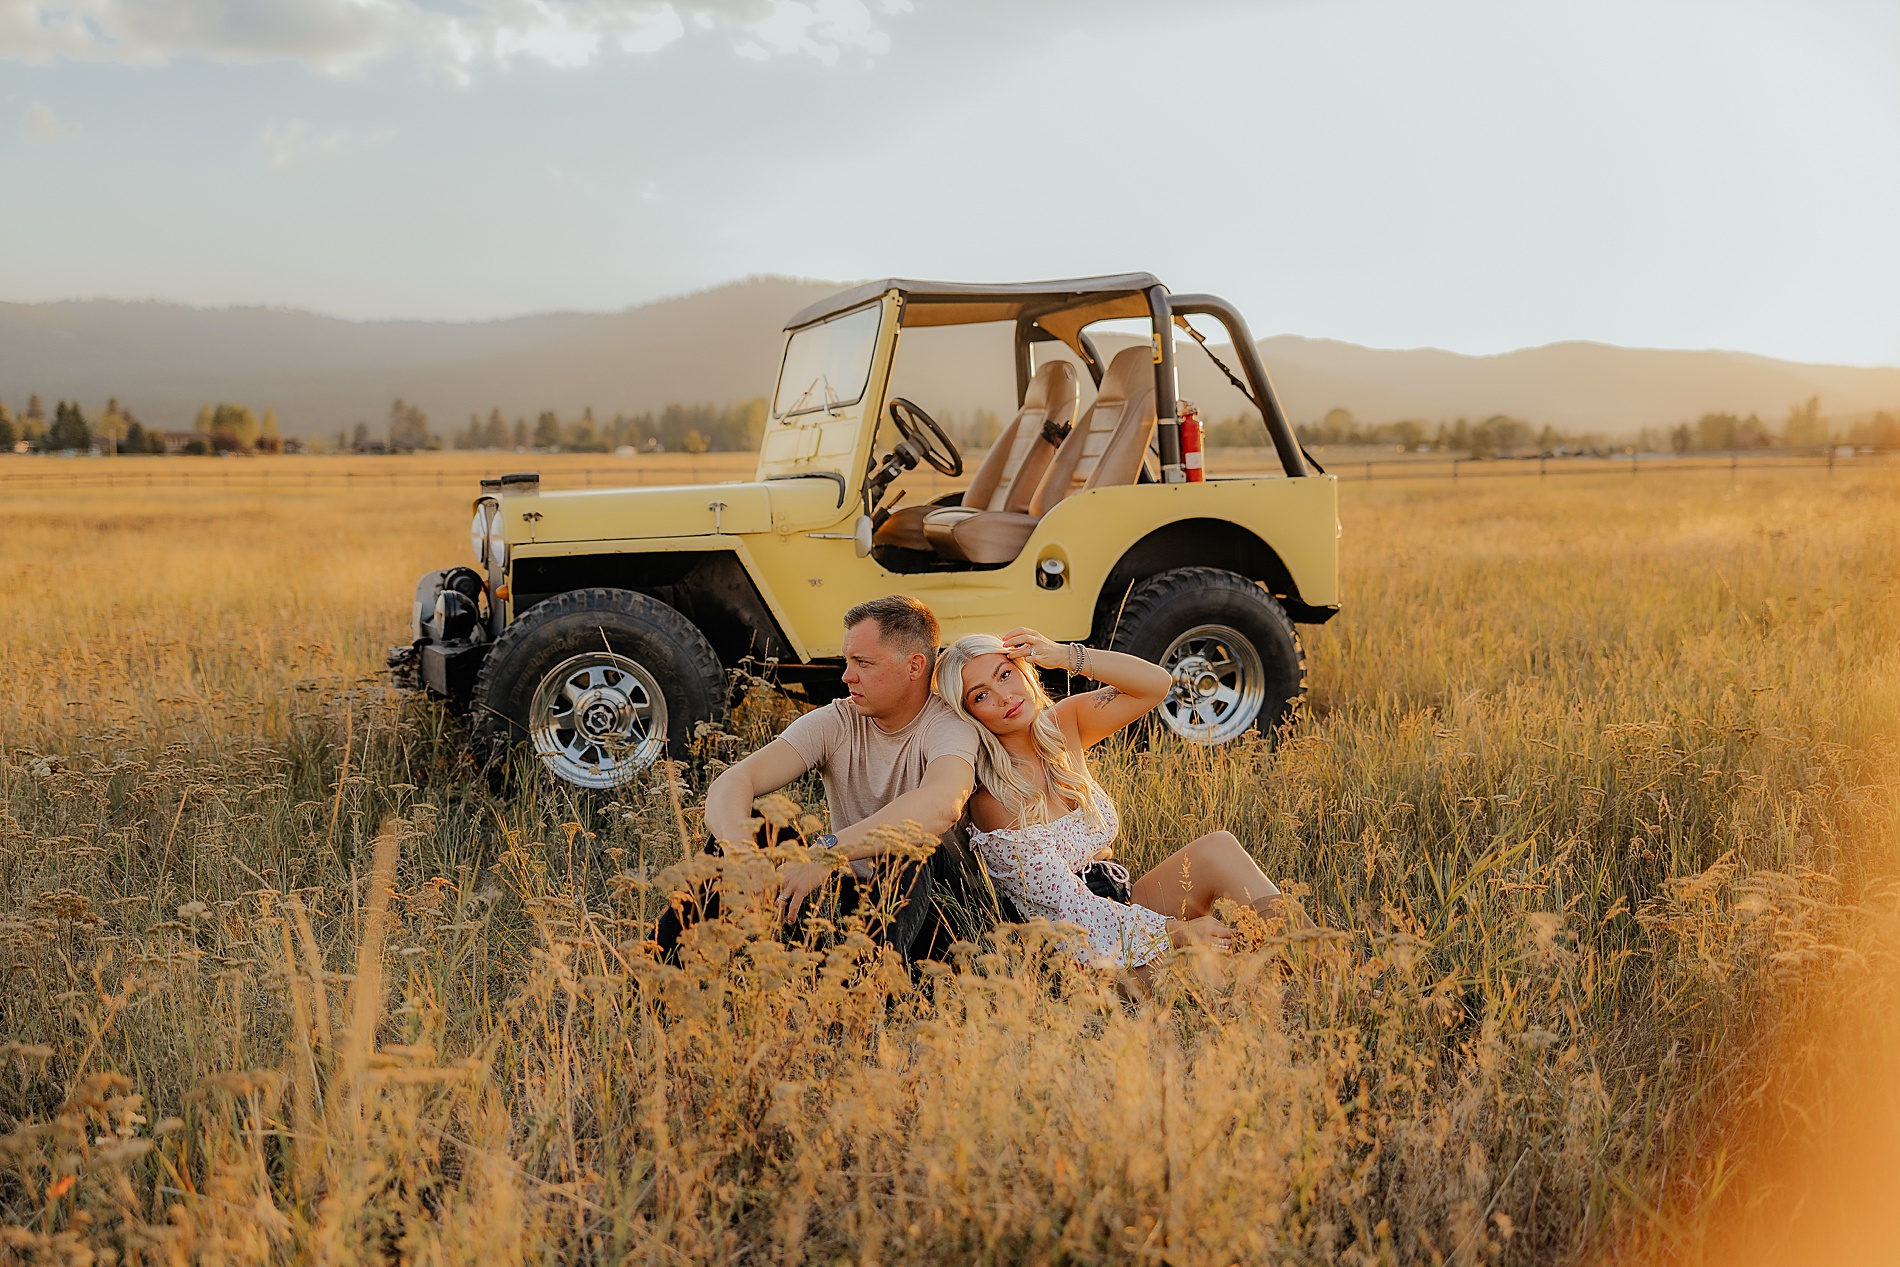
[970,788,1171,969]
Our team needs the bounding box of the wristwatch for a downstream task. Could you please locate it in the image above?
[812,832,839,850]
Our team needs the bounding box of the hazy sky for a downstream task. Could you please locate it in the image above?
[3,0,1896,365]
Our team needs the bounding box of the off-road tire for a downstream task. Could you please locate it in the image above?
[1100,567,1305,743]
[470,587,726,789]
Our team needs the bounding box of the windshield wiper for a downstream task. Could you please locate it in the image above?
[783,373,844,417]
[783,376,823,415]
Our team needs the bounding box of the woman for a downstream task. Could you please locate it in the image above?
[935,626,1298,972]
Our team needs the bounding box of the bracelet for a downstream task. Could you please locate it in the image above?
[1068,643,1090,676]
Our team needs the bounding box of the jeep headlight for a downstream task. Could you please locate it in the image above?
[470,505,489,565]
[487,507,508,570]
[471,498,505,568]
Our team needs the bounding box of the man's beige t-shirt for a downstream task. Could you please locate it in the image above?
[779,696,980,831]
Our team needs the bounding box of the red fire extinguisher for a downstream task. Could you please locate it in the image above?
[1179,399,1205,482]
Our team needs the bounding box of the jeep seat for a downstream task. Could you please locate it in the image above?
[873,360,1080,552]
[922,345,1158,565]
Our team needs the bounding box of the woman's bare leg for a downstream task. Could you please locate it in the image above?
[1130,830,1289,923]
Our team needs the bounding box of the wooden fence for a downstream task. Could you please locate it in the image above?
[0,447,1890,493]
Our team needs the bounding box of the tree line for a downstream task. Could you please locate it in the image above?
[0,395,299,454]
[0,396,144,454]
[0,395,780,457]
[7,391,1899,458]
[441,400,772,455]
[1655,397,1900,453]
[325,399,776,455]
[1284,409,1590,459]
[1276,397,1900,458]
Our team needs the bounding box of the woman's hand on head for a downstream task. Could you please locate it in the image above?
[1167,914,1234,953]
[1001,627,1066,671]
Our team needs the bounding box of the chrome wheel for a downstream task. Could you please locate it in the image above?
[1156,624,1265,744]
[528,652,668,788]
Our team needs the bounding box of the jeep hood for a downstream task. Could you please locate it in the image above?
[501,477,844,545]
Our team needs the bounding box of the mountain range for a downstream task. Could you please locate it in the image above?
[3,277,1896,440]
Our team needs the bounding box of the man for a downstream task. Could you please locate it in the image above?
[663,594,979,956]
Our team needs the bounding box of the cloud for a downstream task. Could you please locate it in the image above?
[734,0,903,65]
[0,0,910,74]
[0,0,414,73]
[259,118,351,166]
[20,99,79,139]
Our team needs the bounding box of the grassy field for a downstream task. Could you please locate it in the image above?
[2,463,1896,1264]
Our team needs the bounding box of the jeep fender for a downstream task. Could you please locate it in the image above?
[508,547,798,669]
[1094,517,1336,635]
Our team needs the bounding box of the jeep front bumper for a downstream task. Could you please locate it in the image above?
[391,566,493,706]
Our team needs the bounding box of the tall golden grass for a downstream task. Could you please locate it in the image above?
[1,466,1896,1264]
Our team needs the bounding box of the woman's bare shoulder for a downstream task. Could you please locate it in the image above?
[968,786,1014,834]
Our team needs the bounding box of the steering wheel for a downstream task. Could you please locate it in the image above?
[888,397,964,477]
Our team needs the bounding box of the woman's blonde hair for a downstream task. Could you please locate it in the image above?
[935,633,1101,829]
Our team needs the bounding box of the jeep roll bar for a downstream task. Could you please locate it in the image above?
[1011,290,1309,481]
[791,274,1311,480]
[1165,293,1310,479]
[1147,285,1184,478]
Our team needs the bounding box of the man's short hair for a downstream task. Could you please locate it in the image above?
[844,594,939,661]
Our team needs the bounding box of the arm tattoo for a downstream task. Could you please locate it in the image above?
[1090,687,1122,709]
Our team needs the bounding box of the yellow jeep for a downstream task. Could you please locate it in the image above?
[395,274,1338,789]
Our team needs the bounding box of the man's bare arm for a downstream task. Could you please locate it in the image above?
[702,739,814,846]
[831,755,975,858]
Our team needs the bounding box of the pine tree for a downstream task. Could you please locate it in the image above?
[483,408,509,449]
[567,406,611,452]
[1782,396,1829,448]
[533,411,561,450]
[48,400,92,451]
[388,398,430,452]
[0,404,16,451]
[97,397,128,455]
[196,403,260,451]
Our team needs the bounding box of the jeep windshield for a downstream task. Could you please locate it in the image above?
[773,303,882,418]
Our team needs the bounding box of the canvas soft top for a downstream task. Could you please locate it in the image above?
[783,273,1163,350]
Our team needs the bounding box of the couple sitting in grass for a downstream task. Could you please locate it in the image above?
[679,594,1295,971]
